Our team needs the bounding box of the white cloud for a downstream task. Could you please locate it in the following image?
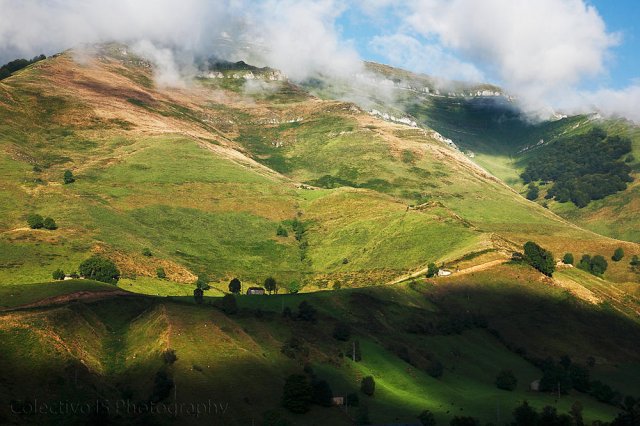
[0,0,362,82]
[568,84,640,122]
[370,33,484,83]
[405,0,621,112]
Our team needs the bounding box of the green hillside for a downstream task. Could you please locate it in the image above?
[0,45,639,425]
[312,63,640,243]
[0,265,638,425]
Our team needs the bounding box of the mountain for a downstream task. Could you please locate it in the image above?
[0,44,639,425]
[306,62,640,243]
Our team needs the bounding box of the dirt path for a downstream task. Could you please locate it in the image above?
[0,290,138,313]
[388,258,509,285]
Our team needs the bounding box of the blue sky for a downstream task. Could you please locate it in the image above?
[589,0,640,89]
[338,1,638,92]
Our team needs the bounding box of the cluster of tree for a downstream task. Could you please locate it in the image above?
[0,55,46,80]
[536,355,633,409]
[578,254,608,276]
[281,367,337,414]
[418,412,481,426]
[78,256,120,284]
[512,400,579,426]
[523,241,555,276]
[282,301,318,323]
[52,269,66,280]
[521,128,633,208]
[27,214,57,230]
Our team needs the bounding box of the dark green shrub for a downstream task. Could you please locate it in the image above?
[63,170,75,184]
[426,262,439,278]
[276,225,288,237]
[563,253,574,265]
[142,248,153,257]
[360,376,375,396]
[43,217,57,230]
[156,267,166,279]
[523,241,555,276]
[52,269,65,280]
[418,410,436,426]
[526,184,539,200]
[228,277,241,294]
[612,247,624,262]
[27,213,44,229]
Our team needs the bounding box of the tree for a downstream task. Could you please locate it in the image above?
[52,269,65,280]
[332,322,351,341]
[196,275,210,290]
[162,349,178,365]
[193,288,204,304]
[282,374,312,413]
[311,379,333,407]
[526,184,539,201]
[578,254,592,271]
[156,267,166,279]
[591,255,608,275]
[264,277,277,294]
[426,262,439,278]
[276,225,288,237]
[418,410,436,426]
[228,277,241,294]
[426,359,444,378]
[27,213,44,229]
[78,256,120,284]
[43,217,57,230]
[523,241,555,276]
[631,255,640,267]
[570,402,584,426]
[360,376,375,396]
[63,170,75,184]
[563,253,574,265]
[513,401,539,426]
[449,416,480,426]
[495,369,517,391]
[297,301,317,322]
[612,247,624,262]
[221,294,238,315]
[142,248,153,257]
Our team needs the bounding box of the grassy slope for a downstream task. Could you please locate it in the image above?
[3,48,636,291]
[1,265,637,425]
